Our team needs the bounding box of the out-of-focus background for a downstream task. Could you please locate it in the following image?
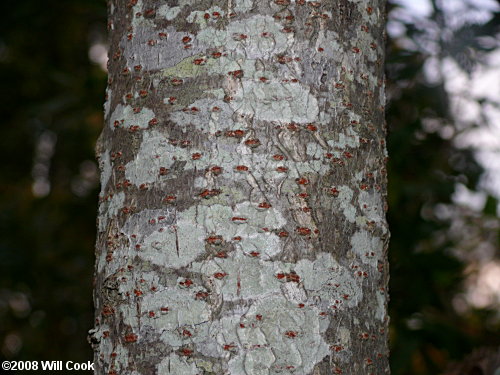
[0,0,498,373]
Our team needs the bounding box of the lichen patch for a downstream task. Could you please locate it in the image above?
[109,104,155,131]
[350,230,383,268]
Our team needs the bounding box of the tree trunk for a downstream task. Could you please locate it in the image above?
[90,0,389,374]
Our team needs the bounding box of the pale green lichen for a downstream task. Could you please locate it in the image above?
[123,26,203,71]
[162,54,252,80]
[194,359,218,374]
[198,297,329,374]
[109,104,155,131]
[234,0,254,13]
[379,84,386,107]
[128,129,316,191]
[168,98,235,132]
[203,88,225,99]
[157,0,195,21]
[181,202,286,260]
[313,30,342,60]
[139,209,206,268]
[157,353,200,375]
[116,201,288,277]
[111,246,361,373]
[193,315,236,359]
[296,252,363,308]
[195,27,227,48]
[375,289,387,322]
[233,201,287,230]
[233,80,319,124]
[335,185,357,223]
[119,206,206,270]
[94,324,129,373]
[124,130,202,186]
[350,230,382,268]
[192,203,286,243]
[187,6,225,26]
[358,190,387,233]
[161,54,210,79]
[98,150,112,195]
[157,4,182,21]
[306,142,324,159]
[104,88,112,119]
[131,0,154,29]
[120,285,211,338]
[197,15,291,59]
[347,111,362,126]
[166,23,318,125]
[190,251,283,301]
[191,251,363,374]
[239,231,284,258]
[233,295,330,375]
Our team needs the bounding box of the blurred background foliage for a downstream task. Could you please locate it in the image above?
[0,0,498,374]
[387,0,500,374]
[0,0,106,362]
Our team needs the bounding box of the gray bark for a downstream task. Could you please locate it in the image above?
[90,0,389,374]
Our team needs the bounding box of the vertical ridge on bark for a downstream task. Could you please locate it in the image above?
[91,0,389,374]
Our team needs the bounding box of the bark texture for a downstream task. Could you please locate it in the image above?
[90,0,389,374]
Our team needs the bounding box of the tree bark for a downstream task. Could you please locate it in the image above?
[90,0,389,374]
